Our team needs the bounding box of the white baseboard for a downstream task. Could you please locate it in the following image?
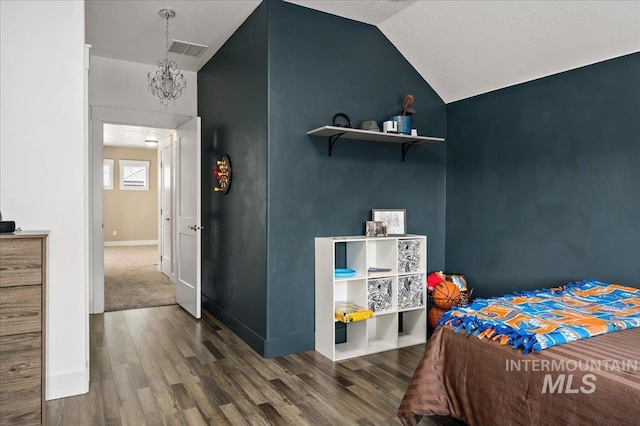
[47,368,89,400]
[104,239,158,247]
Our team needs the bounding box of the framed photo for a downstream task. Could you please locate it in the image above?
[365,221,388,237]
[372,209,406,236]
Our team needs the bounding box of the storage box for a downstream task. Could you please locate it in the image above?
[367,278,393,313]
[398,274,424,309]
[335,302,374,323]
[398,239,421,273]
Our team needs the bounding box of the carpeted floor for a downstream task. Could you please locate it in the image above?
[104,245,176,312]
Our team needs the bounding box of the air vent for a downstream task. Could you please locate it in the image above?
[168,40,208,58]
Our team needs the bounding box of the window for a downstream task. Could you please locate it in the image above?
[103,159,114,190]
[119,160,150,190]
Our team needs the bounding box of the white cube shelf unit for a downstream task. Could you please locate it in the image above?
[315,235,427,361]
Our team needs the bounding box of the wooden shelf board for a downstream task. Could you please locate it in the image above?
[372,310,396,317]
[398,334,426,348]
[334,274,367,282]
[367,339,397,354]
[335,343,367,360]
[398,271,423,276]
[307,125,444,144]
[399,305,425,313]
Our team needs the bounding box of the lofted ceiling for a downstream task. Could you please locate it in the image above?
[86,0,640,103]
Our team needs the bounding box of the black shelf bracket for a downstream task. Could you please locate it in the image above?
[328,132,346,157]
[401,139,421,161]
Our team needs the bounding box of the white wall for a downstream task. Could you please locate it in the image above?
[89,55,198,116]
[87,56,196,314]
[0,1,88,399]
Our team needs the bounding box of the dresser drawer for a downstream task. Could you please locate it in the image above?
[0,333,42,425]
[0,286,42,337]
[0,239,42,288]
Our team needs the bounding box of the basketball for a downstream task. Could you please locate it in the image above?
[432,281,461,309]
[429,307,447,329]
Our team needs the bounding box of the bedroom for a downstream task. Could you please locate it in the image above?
[1,0,638,424]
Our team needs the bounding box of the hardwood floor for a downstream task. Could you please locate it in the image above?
[46,305,459,425]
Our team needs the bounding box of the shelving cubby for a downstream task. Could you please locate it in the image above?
[398,308,427,348]
[366,238,397,275]
[315,235,427,361]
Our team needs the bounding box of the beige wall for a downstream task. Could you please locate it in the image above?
[104,146,158,242]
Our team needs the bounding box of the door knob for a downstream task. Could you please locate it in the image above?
[188,225,204,231]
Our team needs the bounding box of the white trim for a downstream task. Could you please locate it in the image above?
[84,44,92,393]
[90,105,192,129]
[104,240,158,247]
[103,158,114,190]
[91,119,105,314]
[89,106,192,317]
[46,368,89,400]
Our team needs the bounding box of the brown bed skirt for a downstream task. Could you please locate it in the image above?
[398,326,640,426]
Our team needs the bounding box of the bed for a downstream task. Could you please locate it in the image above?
[398,281,640,426]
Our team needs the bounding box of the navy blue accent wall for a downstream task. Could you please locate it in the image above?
[265,0,446,356]
[198,2,269,353]
[198,0,446,357]
[445,53,640,299]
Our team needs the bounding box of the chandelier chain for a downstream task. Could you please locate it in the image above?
[165,11,170,60]
[148,9,186,109]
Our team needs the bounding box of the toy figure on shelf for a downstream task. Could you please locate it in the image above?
[213,154,231,194]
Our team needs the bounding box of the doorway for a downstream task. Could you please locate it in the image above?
[102,124,175,312]
[89,106,192,314]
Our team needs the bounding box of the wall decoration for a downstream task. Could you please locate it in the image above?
[388,94,416,135]
[372,209,406,236]
[213,154,231,194]
[365,220,387,237]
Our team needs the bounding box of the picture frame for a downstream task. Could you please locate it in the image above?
[371,209,406,236]
[365,221,388,237]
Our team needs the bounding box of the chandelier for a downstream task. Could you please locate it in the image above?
[148,9,186,108]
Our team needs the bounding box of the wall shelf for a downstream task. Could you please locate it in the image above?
[307,125,445,161]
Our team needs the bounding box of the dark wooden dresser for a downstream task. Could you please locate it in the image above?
[0,231,48,425]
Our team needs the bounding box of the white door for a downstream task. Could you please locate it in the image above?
[175,117,202,318]
[160,135,173,278]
